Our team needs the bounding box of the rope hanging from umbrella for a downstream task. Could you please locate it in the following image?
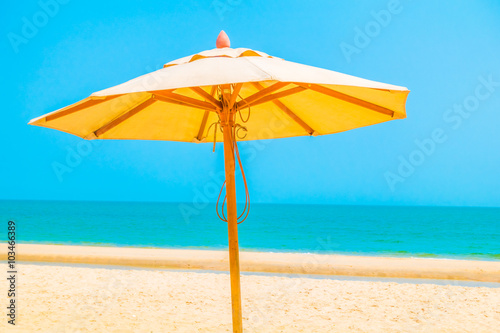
[214,91,251,225]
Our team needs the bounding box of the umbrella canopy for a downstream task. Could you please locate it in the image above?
[29,45,408,143]
[29,31,409,333]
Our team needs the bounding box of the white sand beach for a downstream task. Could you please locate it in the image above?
[0,263,499,332]
[1,244,499,332]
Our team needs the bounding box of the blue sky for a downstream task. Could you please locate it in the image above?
[2,0,500,207]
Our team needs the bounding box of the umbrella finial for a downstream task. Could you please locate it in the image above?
[216,30,230,48]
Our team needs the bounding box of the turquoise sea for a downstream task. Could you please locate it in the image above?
[1,200,499,260]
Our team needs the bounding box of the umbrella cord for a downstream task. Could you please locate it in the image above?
[206,121,223,153]
[215,124,250,224]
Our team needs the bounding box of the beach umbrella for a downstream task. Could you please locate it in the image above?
[29,31,409,332]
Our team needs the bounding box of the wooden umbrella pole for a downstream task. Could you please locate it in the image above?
[222,104,243,333]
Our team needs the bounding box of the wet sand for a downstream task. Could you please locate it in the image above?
[11,244,500,282]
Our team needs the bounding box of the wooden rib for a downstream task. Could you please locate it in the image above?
[196,86,217,142]
[245,86,307,108]
[251,82,315,135]
[221,84,232,104]
[45,95,122,122]
[153,94,212,111]
[94,98,155,137]
[303,84,395,117]
[235,82,289,109]
[273,100,315,135]
[196,111,210,142]
[190,87,222,109]
[154,91,217,111]
[228,83,243,109]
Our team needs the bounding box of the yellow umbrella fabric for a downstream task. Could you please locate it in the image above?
[29,47,408,142]
[29,32,409,333]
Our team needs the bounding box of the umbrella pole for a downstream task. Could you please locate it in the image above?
[222,109,243,333]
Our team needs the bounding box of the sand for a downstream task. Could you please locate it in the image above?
[2,244,500,332]
[0,263,499,332]
[10,244,500,282]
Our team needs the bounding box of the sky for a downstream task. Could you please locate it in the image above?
[2,0,500,207]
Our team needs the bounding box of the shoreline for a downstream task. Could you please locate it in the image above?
[4,243,500,282]
[5,241,500,261]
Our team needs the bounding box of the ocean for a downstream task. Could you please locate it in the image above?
[1,200,499,260]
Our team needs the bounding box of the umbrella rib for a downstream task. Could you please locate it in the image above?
[45,95,122,122]
[221,84,232,105]
[154,91,218,111]
[195,86,218,142]
[153,94,214,111]
[300,83,395,117]
[190,87,223,109]
[273,100,316,135]
[93,97,156,138]
[235,82,289,109]
[195,111,210,143]
[228,83,243,109]
[244,86,307,108]
[251,82,315,135]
